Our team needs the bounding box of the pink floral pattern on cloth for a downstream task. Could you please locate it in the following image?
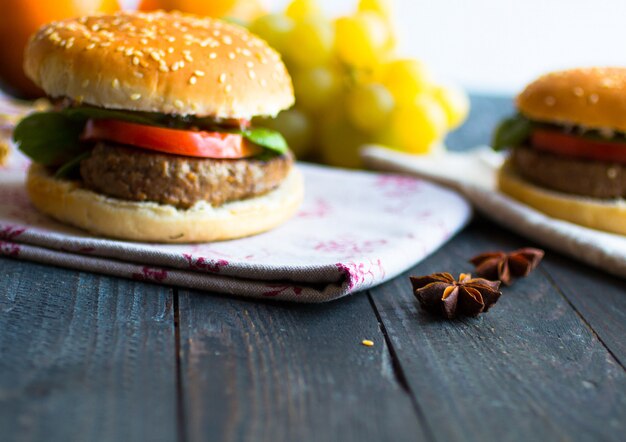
[0,146,471,302]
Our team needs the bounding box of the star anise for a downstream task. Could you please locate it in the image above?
[409,273,502,319]
[469,248,544,286]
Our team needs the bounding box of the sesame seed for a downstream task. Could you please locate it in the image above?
[589,93,599,104]
[86,43,96,50]
[174,99,184,109]
[134,71,144,78]
[167,36,176,42]
[228,52,235,59]
[573,87,584,97]
[130,93,142,101]
[194,70,205,77]
[260,78,267,87]
[133,56,140,66]
[219,73,226,83]
[209,52,217,59]
[362,340,374,347]
[246,61,254,68]
[171,62,180,71]
[159,64,169,72]
[168,47,174,53]
[150,51,161,61]
[248,70,256,79]
[225,84,232,93]
[222,35,232,45]
[242,48,251,56]
[189,76,197,85]
[112,78,120,89]
[184,53,193,62]
[140,38,148,45]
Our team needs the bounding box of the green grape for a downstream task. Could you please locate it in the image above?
[319,108,369,168]
[346,82,394,132]
[433,84,470,129]
[284,16,334,68]
[254,108,313,159]
[389,94,447,154]
[292,66,341,113]
[285,0,321,20]
[248,14,295,55]
[379,59,433,104]
[335,12,391,68]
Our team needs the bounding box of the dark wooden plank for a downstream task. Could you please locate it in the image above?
[177,290,429,442]
[370,218,626,442]
[0,257,178,442]
[541,254,626,367]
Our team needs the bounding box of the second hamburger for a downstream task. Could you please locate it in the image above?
[492,67,626,235]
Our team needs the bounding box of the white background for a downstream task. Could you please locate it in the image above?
[275,0,626,94]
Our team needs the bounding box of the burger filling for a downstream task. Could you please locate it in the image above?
[13,103,292,208]
[492,114,626,198]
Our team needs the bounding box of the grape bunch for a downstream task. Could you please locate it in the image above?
[249,0,469,168]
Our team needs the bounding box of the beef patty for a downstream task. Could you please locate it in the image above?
[512,147,626,198]
[80,143,293,209]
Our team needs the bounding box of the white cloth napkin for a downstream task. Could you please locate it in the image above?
[362,145,626,279]
[0,147,471,302]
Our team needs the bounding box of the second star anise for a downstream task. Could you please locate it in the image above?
[470,248,544,285]
[409,272,502,319]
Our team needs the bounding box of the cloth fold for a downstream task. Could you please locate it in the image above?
[1,150,471,302]
[362,145,626,279]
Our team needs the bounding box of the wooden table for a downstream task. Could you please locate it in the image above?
[1,96,625,442]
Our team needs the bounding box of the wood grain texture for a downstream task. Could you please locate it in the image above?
[541,254,626,367]
[0,257,178,442]
[177,290,428,442]
[370,219,626,442]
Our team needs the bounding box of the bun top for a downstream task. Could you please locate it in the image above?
[25,11,294,119]
[516,67,626,132]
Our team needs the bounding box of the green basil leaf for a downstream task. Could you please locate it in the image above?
[13,112,87,166]
[491,115,533,151]
[54,151,91,179]
[241,127,289,154]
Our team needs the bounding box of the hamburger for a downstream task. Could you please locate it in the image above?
[492,67,626,235]
[13,10,302,243]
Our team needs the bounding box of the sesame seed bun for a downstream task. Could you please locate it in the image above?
[24,11,294,119]
[498,158,626,235]
[26,163,304,243]
[516,67,626,132]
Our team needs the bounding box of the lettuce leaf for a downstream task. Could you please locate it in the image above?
[491,115,533,151]
[13,108,289,170]
[239,127,288,154]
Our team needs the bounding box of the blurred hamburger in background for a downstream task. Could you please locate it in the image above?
[493,67,626,235]
[13,10,302,243]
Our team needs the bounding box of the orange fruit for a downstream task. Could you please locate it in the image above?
[0,0,120,98]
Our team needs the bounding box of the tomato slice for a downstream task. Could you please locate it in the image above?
[82,119,262,158]
[531,129,626,163]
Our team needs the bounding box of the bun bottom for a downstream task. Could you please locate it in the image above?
[26,163,304,243]
[497,159,626,235]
